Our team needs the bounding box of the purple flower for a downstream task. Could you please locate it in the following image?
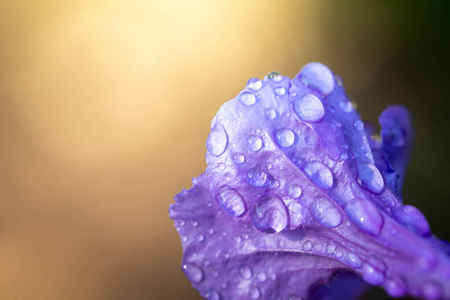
[169,63,450,300]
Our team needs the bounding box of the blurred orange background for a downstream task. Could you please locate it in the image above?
[0,1,448,299]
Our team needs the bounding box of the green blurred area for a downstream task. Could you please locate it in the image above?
[0,1,448,299]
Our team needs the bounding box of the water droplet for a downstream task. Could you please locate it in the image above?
[205,290,220,300]
[265,108,277,120]
[215,186,247,217]
[182,263,203,283]
[177,220,185,226]
[354,120,364,131]
[339,100,353,113]
[304,162,334,189]
[242,233,249,240]
[362,264,386,285]
[310,197,343,228]
[268,71,280,79]
[218,163,226,170]
[257,272,267,282]
[250,194,289,233]
[247,167,267,187]
[268,179,280,189]
[422,282,441,300]
[247,78,262,90]
[247,135,263,152]
[207,228,214,235]
[303,240,312,251]
[207,123,228,157]
[335,250,343,259]
[288,184,302,198]
[294,94,325,122]
[211,270,219,278]
[250,287,261,299]
[357,163,385,194]
[233,153,245,164]
[191,220,198,227]
[239,265,252,279]
[340,153,349,160]
[286,200,306,228]
[234,236,242,243]
[336,122,342,128]
[196,234,205,242]
[344,198,384,236]
[274,128,295,148]
[326,242,336,254]
[274,86,286,96]
[343,253,363,268]
[298,62,335,95]
[240,92,256,106]
[385,278,406,298]
[181,236,188,242]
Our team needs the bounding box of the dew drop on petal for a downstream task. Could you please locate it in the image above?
[247,167,267,187]
[287,184,302,198]
[250,287,261,299]
[257,272,267,282]
[303,240,312,251]
[294,94,325,122]
[196,234,205,242]
[326,242,336,254]
[304,162,334,189]
[206,123,228,157]
[182,263,204,283]
[344,198,384,236]
[247,135,263,152]
[385,278,407,298]
[298,62,335,95]
[422,282,441,300]
[265,108,277,120]
[275,128,296,148]
[239,265,252,279]
[357,163,385,194]
[240,92,256,106]
[339,100,353,113]
[205,290,221,300]
[247,78,262,90]
[310,197,343,228]
[215,186,247,217]
[233,153,245,164]
[354,120,365,131]
[274,87,286,96]
[362,264,386,285]
[250,194,289,233]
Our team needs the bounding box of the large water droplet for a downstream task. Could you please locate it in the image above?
[274,87,286,96]
[182,263,203,283]
[239,265,252,279]
[250,287,261,299]
[357,163,385,194]
[342,253,363,268]
[247,135,263,152]
[247,167,267,187]
[344,198,384,236]
[298,62,335,95]
[240,92,256,106]
[287,184,302,198]
[215,186,247,217]
[247,78,262,90]
[250,194,289,233]
[304,162,334,189]
[233,153,245,164]
[294,94,325,122]
[274,128,295,148]
[339,100,353,113]
[362,264,386,285]
[265,108,277,120]
[310,197,343,228]
[354,120,364,131]
[206,123,228,157]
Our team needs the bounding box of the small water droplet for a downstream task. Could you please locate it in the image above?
[233,153,245,164]
[354,120,364,131]
[288,184,302,198]
[385,278,406,298]
[249,287,261,299]
[207,123,228,157]
[181,236,188,242]
[247,167,267,187]
[304,162,334,189]
[211,270,219,278]
[191,220,198,227]
[362,264,386,285]
[303,240,312,251]
[240,92,256,106]
[268,179,280,189]
[234,236,242,243]
[298,62,335,95]
[336,122,342,128]
[257,272,267,282]
[247,135,263,152]
[344,253,363,268]
[334,250,343,259]
[196,234,205,242]
[310,197,343,228]
[265,108,277,120]
[268,71,280,79]
[239,265,252,279]
[250,194,289,233]
[344,198,384,236]
[326,242,336,254]
[422,282,441,300]
[205,290,220,300]
[182,263,204,283]
[247,78,262,90]
[177,220,185,226]
[274,86,286,96]
[357,163,385,194]
[215,186,247,217]
[218,163,226,170]
[207,228,214,235]
[294,94,325,122]
[242,233,249,240]
[339,100,353,113]
[275,128,296,147]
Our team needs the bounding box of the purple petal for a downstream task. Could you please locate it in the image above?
[170,63,450,300]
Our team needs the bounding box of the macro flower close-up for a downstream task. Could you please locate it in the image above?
[169,62,450,300]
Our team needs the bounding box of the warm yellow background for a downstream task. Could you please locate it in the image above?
[0,1,448,299]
